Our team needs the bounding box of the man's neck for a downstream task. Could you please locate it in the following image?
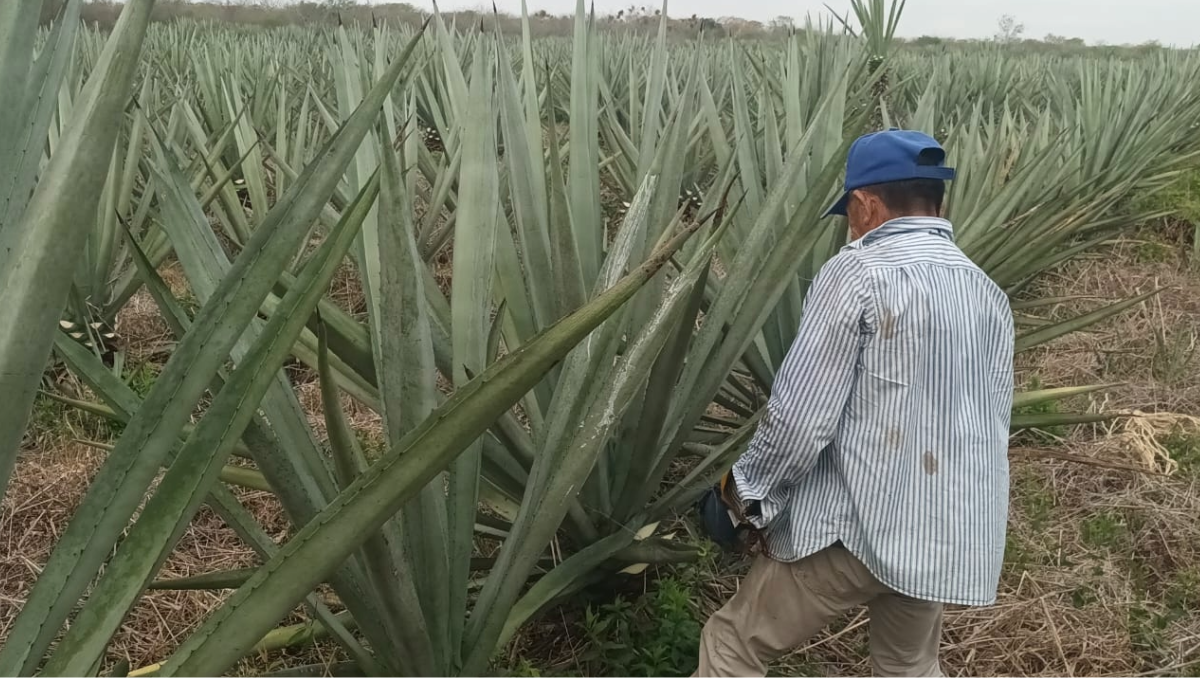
[851,213,944,241]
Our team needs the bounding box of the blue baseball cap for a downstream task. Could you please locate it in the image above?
[825,128,956,217]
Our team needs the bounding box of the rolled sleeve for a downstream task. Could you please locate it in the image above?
[732,250,868,527]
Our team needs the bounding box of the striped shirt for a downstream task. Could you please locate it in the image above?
[732,216,1015,607]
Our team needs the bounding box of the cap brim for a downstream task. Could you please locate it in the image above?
[824,191,850,217]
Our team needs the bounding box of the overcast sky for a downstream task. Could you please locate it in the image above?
[394,0,1197,47]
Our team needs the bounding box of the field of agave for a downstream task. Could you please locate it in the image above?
[2,0,1200,675]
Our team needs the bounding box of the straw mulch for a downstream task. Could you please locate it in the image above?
[508,234,1200,677]
[2,232,1198,676]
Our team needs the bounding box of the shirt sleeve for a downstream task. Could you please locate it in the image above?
[731,250,869,528]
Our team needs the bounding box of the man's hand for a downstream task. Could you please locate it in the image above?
[718,471,744,518]
[696,472,766,555]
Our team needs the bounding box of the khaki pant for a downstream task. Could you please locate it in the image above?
[698,544,944,677]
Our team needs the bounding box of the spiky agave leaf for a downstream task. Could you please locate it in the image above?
[0,0,148,503]
[0,23,427,675]
[161,204,708,678]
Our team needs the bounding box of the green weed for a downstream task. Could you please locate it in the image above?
[1135,167,1200,256]
[1164,567,1200,618]
[1069,584,1097,608]
[1128,604,1173,669]
[770,659,824,677]
[28,392,70,437]
[29,359,160,445]
[1126,564,1200,675]
[125,362,160,398]
[1152,326,1198,385]
[1004,468,1061,570]
[1004,533,1033,571]
[28,390,121,444]
[1135,240,1174,264]
[1016,473,1056,531]
[1161,429,1200,475]
[578,577,702,677]
[503,657,543,677]
[1013,375,1066,441]
[178,289,202,319]
[1080,511,1128,552]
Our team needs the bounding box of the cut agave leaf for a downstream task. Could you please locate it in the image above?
[1010,412,1115,430]
[1014,291,1159,353]
[1011,384,1121,410]
[148,568,258,591]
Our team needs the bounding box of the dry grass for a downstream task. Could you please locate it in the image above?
[112,265,182,366]
[1017,238,1200,416]
[2,258,353,674]
[0,442,311,673]
[735,459,1200,677]
[742,235,1200,677]
[1009,233,1200,474]
[327,259,370,322]
[499,233,1200,678]
[4,226,1198,676]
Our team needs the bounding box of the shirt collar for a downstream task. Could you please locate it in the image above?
[847,216,955,249]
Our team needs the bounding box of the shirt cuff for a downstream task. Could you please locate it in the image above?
[731,464,770,530]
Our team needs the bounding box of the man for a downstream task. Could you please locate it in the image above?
[697,129,1015,677]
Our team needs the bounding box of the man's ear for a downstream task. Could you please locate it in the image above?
[848,188,867,216]
[852,188,880,220]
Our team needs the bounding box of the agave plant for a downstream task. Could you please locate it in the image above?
[0,1,724,675]
[4,0,1199,676]
[0,0,153,500]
